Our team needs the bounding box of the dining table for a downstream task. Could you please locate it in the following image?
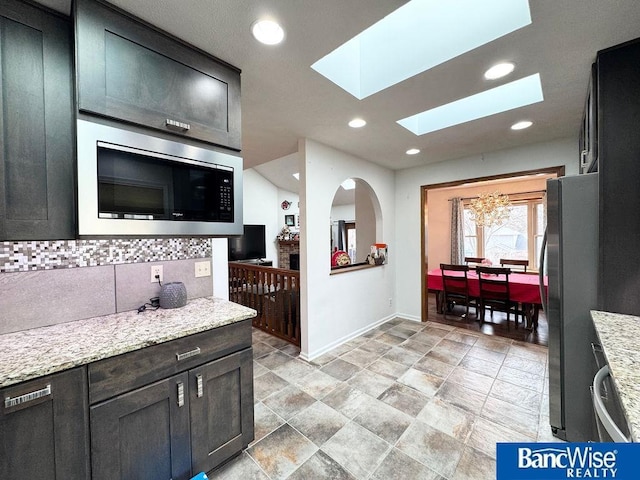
[427,268,548,329]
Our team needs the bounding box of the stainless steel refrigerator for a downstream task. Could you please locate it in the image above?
[544,173,599,441]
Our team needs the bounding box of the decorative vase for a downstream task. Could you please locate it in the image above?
[159,282,187,309]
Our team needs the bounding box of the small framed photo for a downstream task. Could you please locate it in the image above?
[285,214,295,226]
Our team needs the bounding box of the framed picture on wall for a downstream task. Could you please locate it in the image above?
[285,214,295,226]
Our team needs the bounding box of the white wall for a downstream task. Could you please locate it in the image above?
[331,204,355,222]
[393,137,578,321]
[211,238,229,299]
[300,139,396,359]
[277,189,300,234]
[241,169,281,265]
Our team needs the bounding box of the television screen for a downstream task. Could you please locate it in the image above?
[228,224,266,261]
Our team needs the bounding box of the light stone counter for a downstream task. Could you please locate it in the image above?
[0,297,256,388]
[591,310,640,442]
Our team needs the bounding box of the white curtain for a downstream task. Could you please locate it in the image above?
[450,197,465,264]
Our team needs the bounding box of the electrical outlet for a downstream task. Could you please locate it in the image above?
[388,298,393,307]
[150,265,163,283]
[195,260,211,278]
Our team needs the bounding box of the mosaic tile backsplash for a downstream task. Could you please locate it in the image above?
[1,238,212,273]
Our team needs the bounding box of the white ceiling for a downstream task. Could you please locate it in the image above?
[38,0,640,194]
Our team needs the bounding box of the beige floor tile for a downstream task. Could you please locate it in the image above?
[247,327,550,480]
[396,420,464,479]
[480,396,540,438]
[435,381,488,416]
[451,446,496,480]
[446,366,495,395]
[352,398,413,443]
[458,355,502,378]
[398,368,444,396]
[247,424,318,480]
[467,417,535,458]
[322,422,391,479]
[288,401,349,447]
[417,396,476,442]
[347,369,395,398]
[371,448,442,480]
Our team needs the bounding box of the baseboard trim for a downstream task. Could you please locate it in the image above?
[300,313,396,362]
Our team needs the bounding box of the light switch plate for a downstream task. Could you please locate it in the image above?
[195,261,211,277]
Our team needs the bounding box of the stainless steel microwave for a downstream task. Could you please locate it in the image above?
[77,119,243,236]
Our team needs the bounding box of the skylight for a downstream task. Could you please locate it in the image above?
[397,73,544,136]
[341,179,356,190]
[310,0,532,100]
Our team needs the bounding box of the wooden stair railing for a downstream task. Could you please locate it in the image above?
[228,262,301,347]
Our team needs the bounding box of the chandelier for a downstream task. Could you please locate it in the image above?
[469,191,511,227]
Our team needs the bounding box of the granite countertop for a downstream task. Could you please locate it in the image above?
[591,310,640,442]
[0,297,256,389]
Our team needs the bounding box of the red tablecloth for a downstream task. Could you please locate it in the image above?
[427,268,547,305]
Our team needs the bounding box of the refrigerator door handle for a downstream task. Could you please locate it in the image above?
[539,227,548,313]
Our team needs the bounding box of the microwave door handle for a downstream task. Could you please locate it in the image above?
[538,228,548,313]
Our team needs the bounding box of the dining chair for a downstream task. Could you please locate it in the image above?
[499,258,529,273]
[464,256,485,267]
[440,263,478,319]
[475,266,522,330]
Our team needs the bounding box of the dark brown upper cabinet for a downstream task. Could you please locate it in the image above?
[74,0,242,150]
[0,0,75,240]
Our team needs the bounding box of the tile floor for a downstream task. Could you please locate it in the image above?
[209,318,561,480]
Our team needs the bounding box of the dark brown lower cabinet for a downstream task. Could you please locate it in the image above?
[90,348,254,479]
[90,373,192,480]
[0,367,90,479]
[190,349,254,473]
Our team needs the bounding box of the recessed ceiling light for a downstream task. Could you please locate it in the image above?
[251,19,284,45]
[511,120,533,130]
[406,148,420,155]
[292,172,300,180]
[484,62,515,80]
[348,118,366,128]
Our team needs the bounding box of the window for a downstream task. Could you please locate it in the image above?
[463,196,545,270]
[345,222,356,263]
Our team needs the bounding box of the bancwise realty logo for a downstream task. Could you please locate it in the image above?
[497,443,640,479]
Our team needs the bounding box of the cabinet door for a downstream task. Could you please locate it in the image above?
[0,0,75,240]
[75,0,241,150]
[597,39,640,315]
[0,367,90,479]
[90,373,192,480]
[190,348,254,473]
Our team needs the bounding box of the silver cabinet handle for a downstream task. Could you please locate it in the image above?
[176,347,201,361]
[196,374,203,398]
[165,119,191,131]
[5,384,51,409]
[177,382,185,407]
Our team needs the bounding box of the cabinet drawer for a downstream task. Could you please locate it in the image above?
[88,320,251,404]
